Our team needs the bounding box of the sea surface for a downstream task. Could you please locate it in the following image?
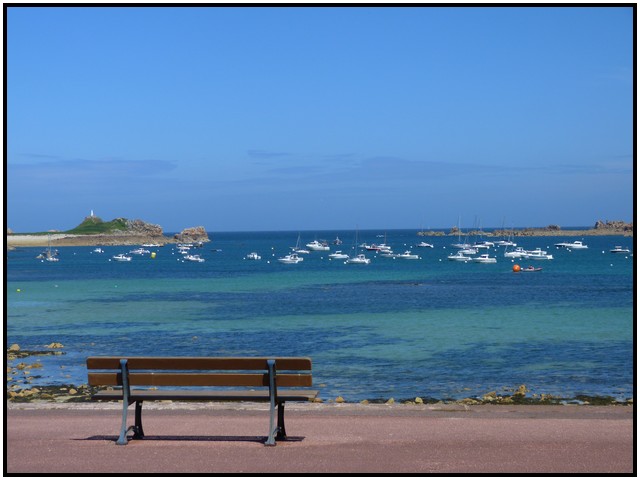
[6,230,635,402]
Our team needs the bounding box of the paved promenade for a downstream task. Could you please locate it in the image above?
[6,402,634,474]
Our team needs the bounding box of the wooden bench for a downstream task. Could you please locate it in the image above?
[86,356,318,446]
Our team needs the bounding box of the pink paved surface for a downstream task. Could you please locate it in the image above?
[5,402,635,474]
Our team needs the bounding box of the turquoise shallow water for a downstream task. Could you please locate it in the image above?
[6,230,635,401]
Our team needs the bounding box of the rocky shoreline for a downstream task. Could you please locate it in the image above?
[418,220,633,238]
[6,346,633,407]
[6,226,211,248]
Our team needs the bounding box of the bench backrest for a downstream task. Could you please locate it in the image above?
[86,357,313,388]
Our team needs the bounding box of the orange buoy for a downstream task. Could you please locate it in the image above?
[512,264,521,272]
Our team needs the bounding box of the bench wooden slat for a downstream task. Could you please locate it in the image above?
[88,372,313,387]
[86,357,312,371]
[92,389,319,402]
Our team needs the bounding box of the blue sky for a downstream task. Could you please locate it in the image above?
[5,5,634,233]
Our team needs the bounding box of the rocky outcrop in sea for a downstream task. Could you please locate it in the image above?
[173,226,210,243]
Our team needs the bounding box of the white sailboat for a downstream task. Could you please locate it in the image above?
[38,234,59,262]
[346,229,371,264]
[292,233,310,254]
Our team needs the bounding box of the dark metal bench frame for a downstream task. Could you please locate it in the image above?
[86,356,318,446]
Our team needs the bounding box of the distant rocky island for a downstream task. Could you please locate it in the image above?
[6,215,210,247]
[418,220,633,237]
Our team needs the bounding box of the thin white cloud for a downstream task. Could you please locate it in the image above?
[9,157,177,182]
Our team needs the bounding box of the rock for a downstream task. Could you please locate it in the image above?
[335,396,345,403]
[482,391,497,402]
[414,397,424,404]
[514,384,528,397]
[174,226,209,243]
[385,398,395,405]
[125,219,164,237]
[360,399,369,405]
[594,220,633,232]
[68,388,77,395]
[8,344,20,352]
[45,343,64,349]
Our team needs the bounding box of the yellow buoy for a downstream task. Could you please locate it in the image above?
[512,264,521,272]
[150,252,156,259]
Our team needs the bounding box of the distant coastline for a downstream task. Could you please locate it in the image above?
[419,220,633,238]
[6,216,210,248]
[6,233,175,248]
[6,223,633,248]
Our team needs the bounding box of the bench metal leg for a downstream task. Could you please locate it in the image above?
[266,402,278,446]
[133,400,145,439]
[116,400,131,445]
[116,400,144,445]
[116,360,143,445]
[265,359,280,446]
[266,401,287,446]
[276,402,287,440]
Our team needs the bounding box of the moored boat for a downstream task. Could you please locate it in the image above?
[306,240,330,251]
[278,253,303,264]
[130,248,150,255]
[504,246,527,258]
[346,253,371,264]
[473,253,497,263]
[560,241,588,249]
[448,251,471,262]
[184,254,205,262]
[610,246,630,254]
[396,250,420,260]
[523,248,553,260]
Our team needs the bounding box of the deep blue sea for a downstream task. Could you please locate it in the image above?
[6,230,635,402]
